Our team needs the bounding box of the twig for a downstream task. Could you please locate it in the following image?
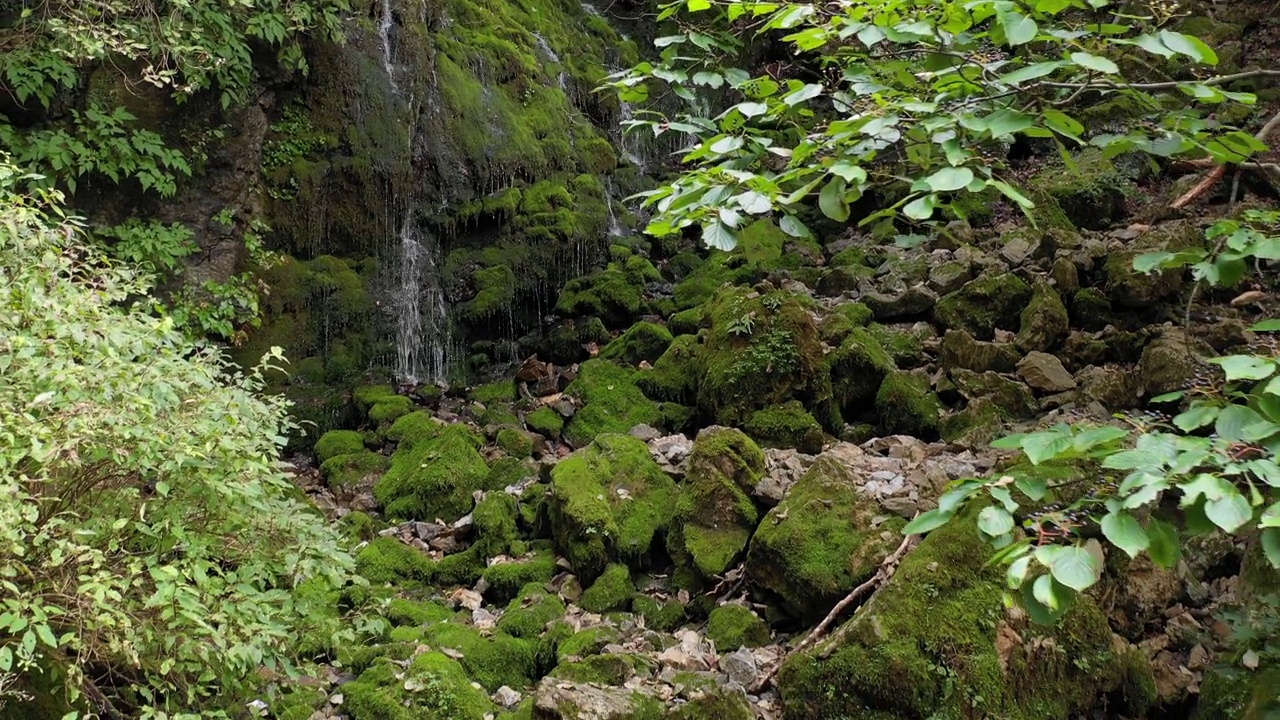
[751,531,919,693]
[1170,106,1280,210]
[1042,68,1280,91]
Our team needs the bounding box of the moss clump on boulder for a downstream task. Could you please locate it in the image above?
[579,563,636,613]
[668,687,754,720]
[548,434,678,580]
[636,334,701,403]
[562,359,664,447]
[470,379,516,405]
[1029,149,1132,231]
[497,427,535,458]
[1016,280,1069,352]
[542,316,612,364]
[550,654,639,686]
[481,549,558,603]
[343,652,498,720]
[525,405,565,439]
[875,370,943,438]
[315,429,365,462]
[744,401,825,454]
[631,595,687,632]
[776,514,1155,720]
[746,447,905,620]
[320,450,388,489]
[819,302,874,345]
[384,598,455,627]
[1105,221,1202,308]
[668,427,766,583]
[933,273,1033,340]
[706,604,771,650]
[497,582,568,639]
[383,410,443,448]
[556,268,645,326]
[940,329,1021,374]
[374,423,488,521]
[601,321,674,365]
[420,622,537,693]
[355,537,435,585]
[830,327,896,416]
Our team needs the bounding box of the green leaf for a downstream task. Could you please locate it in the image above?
[829,161,867,183]
[1173,404,1219,431]
[1072,425,1128,452]
[701,221,738,251]
[1205,490,1253,533]
[979,506,1016,536]
[982,108,1035,138]
[903,508,953,535]
[1158,30,1218,64]
[1211,355,1276,381]
[1049,546,1101,591]
[1251,319,1280,332]
[736,102,769,118]
[999,10,1038,46]
[1101,511,1149,558]
[1007,555,1032,588]
[1070,52,1120,74]
[36,623,58,648]
[1023,574,1074,624]
[686,0,711,11]
[819,177,850,222]
[1263,528,1280,568]
[924,166,975,192]
[784,83,824,106]
[1216,405,1267,441]
[779,214,811,238]
[903,194,937,220]
[736,191,772,215]
[1033,573,1060,609]
[1023,431,1073,465]
[990,180,1035,209]
[1000,61,1065,85]
[709,135,745,154]
[1146,519,1181,568]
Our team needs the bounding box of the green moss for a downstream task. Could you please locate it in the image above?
[1017,280,1069,352]
[940,397,1005,447]
[746,454,905,620]
[556,268,645,326]
[668,307,707,335]
[481,549,558,602]
[579,563,636,613]
[497,582,567,639]
[550,654,637,685]
[820,302,874,344]
[636,334,701,403]
[384,598,455,627]
[875,370,943,438]
[497,428,535,458]
[556,626,621,662]
[375,423,488,521]
[866,323,924,367]
[1028,149,1132,231]
[830,327,896,418]
[549,434,678,580]
[601,321,674,365]
[660,402,695,433]
[775,514,1152,720]
[542,317,611,364]
[471,379,517,405]
[485,455,535,492]
[525,406,564,439]
[933,273,1033,341]
[344,652,498,720]
[667,687,754,720]
[356,537,434,585]
[744,401,825,454]
[631,595,687,632]
[706,604,771,650]
[315,429,365,462]
[563,360,664,446]
[384,411,444,449]
[668,428,765,583]
[340,510,380,542]
[369,395,414,425]
[422,622,537,692]
[473,492,520,556]
[320,450,388,488]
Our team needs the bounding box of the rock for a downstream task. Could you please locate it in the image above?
[933,273,1033,340]
[875,370,943,438]
[658,629,712,671]
[494,686,523,709]
[1077,365,1141,409]
[927,260,972,295]
[720,647,759,687]
[950,369,1037,418]
[668,428,767,584]
[1017,352,1077,393]
[1105,222,1200,307]
[706,604,771,650]
[861,285,938,320]
[940,329,1021,373]
[1138,329,1210,397]
[747,446,905,620]
[1016,280,1069,352]
[1051,257,1079,294]
[628,424,661,442]
[533,678,662,720]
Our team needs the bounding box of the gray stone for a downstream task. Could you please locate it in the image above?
[940,329,1021,373]
[927,261,972,295]
[721,647,758,687]
[494,686,523,709]
[629,424,661,442]
[1016,352,1077,393]
[533,678,657,720]
[862,285,938,319]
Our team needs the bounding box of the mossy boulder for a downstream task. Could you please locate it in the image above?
[698,286,831,427]
[343,653,498,720]
[875,370,943,438]
[579,563,636,613]
[420,622,538,692]
[776,516,1155,720]
[550,654,639,686]
[525,405,565,439]
[543,316,612,364]
[636,334,701,403]
[705,604,771,650]
[548,434,679,580]
[481,548,559,603]
[668,428,766,583]
[498,582,568,639]
[1105,221,1202,308]
[1029,149,1132,231]
[1016,280,1069,352]
[320,450,388,489]
[315,429,365,462]
[384,410,444,449]
[746,447,906,620]
[563,360,664,447]
[1137,329,1210,398]
[556,268,645,326]
[940,329,1022,373]
[933,273,1033,340]
[819,302,874,345]
[374,423,489,521]
[497,427,535,458]
[356,386,414,426]
[601,321,674,365]
[951,369,1038,419]
[632,595,687,632]
[830,327,896,419]
[668,687,754,720]
[744,401,826,454]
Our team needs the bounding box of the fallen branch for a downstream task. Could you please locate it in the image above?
[751,531,919,693]
[1171,106,1280,209]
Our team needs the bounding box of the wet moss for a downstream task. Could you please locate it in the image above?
[471,379,517,405]
[556,626,621,662]
[669,428,765,582]
[933,273,1033,340]
[525,406,565,439]
[830,327,896,420]
[320,450,388,489]
[706,604,771,650]
[340,510,381,542]
[315,429,365,462]
[820,302,875,345]
[744,401,826,454]
[422,622,538,692]
[383,411,444,449]
[636,334,702,403]
[556,268,645,326]
[497,582,567,639]
[375,423,489,521]
[481,548,558,603]
[875,370,943,438]
[1028,149,1132,231]
[579,563,636,613]
[601,321,674,365]
[384,598,456,627]
[550,654,638,685]
[497,428,535,458]
[632,595,687,632]
[563,360,664,446]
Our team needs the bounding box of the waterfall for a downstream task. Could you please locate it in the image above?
[533,33,568,91]
[378,0,397,89]
[616,101,647,171]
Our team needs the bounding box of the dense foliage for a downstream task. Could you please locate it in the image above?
[0,161,355,718]
[610,0,1270,247]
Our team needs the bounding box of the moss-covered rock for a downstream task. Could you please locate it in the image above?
[384,410,444,449]
[548,434,678,580]
[950,369,1038,419]
[481,549,559,603]
[525,406,565,439]
[940,329,1022,373]
[542,316,612,365]
[668,428,765,583]
[550,654,639,686]
[497,427,535,458]
[343,652,498,720]
[556,268,645,326]
[933,273,1033,340]
[420,622,538,692]
[375,423,489,521]
[1016,280,1069,352]
[497,582,568,639]
[706,604,771,650]
[775,516,1155,720]
[556,626,622,662]
[384,598,455,627]
[746,448,905,620]
[666,687,754,720]
[875,370,943,438]
[315,429,366,462]
[830,327,896,422]
[636,334,701,403]
[819,302,874,345]
[866,323,926,368]
[320,450,388,489]
[744,401,826,454]
[632,595,687,632]
[1028,149,1132,231]
[601,321,674,365]
[579,563,636,613]
[563,360,664,447]
[1105,221,1202,308]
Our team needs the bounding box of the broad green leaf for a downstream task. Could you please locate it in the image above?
[999,10,1038,45]
[1158,30,1218,64]
[903,194,937,220]
[736,102,769,118]
[990,180,1035,208]
[1007,554,1032,588]
[903,508,953,535]
[1070,52,1120,74]
[1211,355,1276,381]
[1146,519,1180,568]
[1216,405,1267,442]
[924,166,974,192]
[1000,61,1064,85]
[829,161,867,183]
[979,506,1016,536]
[1263,528,1280,568]
[779,214,811,238]
[701,221,737,251]
[1072,425,1128,452]
[1205,490,1253,533]
[709,135,745,154]
[1173,404,1219,431]
[1023,575,1074,624]
[982,108,1035,138]
[36,623,58,648]
[1033,573,1060,609]
[736,191,772,215]
[1023,431,1073,465]
[784,83,824,106]
[687,0,711,11]
[1127,32,1176,58]
[819,178,850,222]
[1250,319,1280,332]
[1101,511,1149,558]
[692,71,725,89]
[1042,108,1084,139]
[1049,545,1101,591]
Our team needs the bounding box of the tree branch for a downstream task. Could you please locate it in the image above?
[1043,68,1280,92]
[1171,106,1280,209]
